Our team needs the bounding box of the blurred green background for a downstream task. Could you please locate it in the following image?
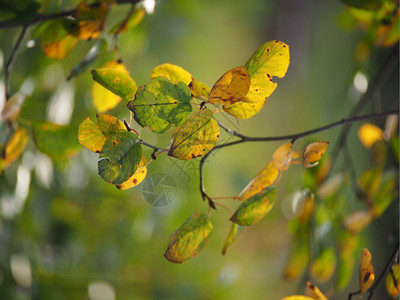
[0,0,398,299]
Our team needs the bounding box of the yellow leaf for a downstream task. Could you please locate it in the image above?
[358,123,383,149]
[303,141,329,168]
[92,60,130,112]
[74,1,108,40]
[359,248,375,293]
[150,63,193,85]
[282,296,314,300]
[343,210,373,234]
[0,128,28,172]
[272,142,300,171]
[305,281,328,300]
[208,66,250,107]
[386,263,400,298]
[309,248,337,283]
[236,161,279,201]
[223,99,265,119]
[189,80,210,100]
[116,156,147,190]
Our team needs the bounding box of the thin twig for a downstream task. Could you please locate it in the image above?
[5,24,28,100]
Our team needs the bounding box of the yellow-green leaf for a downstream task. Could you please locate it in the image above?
[189,80,210,100]
[236,160,278,201]
[230,186,276,226]
[309,248,337,283]
[371,174,396,217]
[386,263,400,298]
[168,108,219,160]
[337,253,355,291]
[78,113,126,153]
[303,141,329,168]
[222,222,242,255]
[0,128,28,173]
[283,237,309,280]
[109,8,145,34]
[358,123,384,149]
[92,60,131,112]
[359,248,375,294]
[305,281,328,300]
[74,1,108,40]
[150,63,193,85]
[116,155,148,190]
[165,212,213,264]
[208,66,250,107]
[273,142,300,171]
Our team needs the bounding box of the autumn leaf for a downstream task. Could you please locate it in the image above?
[272,142,300,171]
[303,141,329,168]
[386,263,399,298]
[0,128,28,173]
[33,121,81,161]
[222,222,242,255]
[305,282,328,300]
[236,161,278,201]
[98,131,142,185]
[208,66,250,107]
[127,77,192,134]
[230,186,276,226]
[283,237,309,280]
[74,1,108,40]
[309,247,337,283]
[281,296,314,300]
[189,80,210,100]
[78,113,126,153]
[168,108,219,160]
[343,210,373,234]
[150,63,193,85]
[92,60,132,112]
[109,8,145,34]
[358,123,383,149]
[91,67,137,101]
[359,248,375,294]
[116,156,148,190]
[165,212,213,263]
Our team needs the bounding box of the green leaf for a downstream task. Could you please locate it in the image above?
[91,68,137,100]
[337,254,355,291]
[127,77,192,134]
[0,0,40,23]
[78,113,126,153]
[165,212,213,264]
[33,121,81,161]
[222,222,242,255]
[341,0,384,10]
[168,108,219,160]
[230,186,276,226]
[98,131,142,185]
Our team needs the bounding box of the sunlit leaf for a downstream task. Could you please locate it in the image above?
[74,1,108,40]
[92,60,132,112]
[358,123,383,148]
[91,67,137,101]
[150,63,193,85]
[168,108,219,160]
[116,155,147,190]
[208,66,250,107]
[305,281,328,300]
[303,141,329,168]
[78,113,126,153]
[223,99,265,119]
[165,212,213,264]
[222,222,242,255]
[281,296,314,300]
[0,128,28,173]
[98,131,142,185]
[272,142,301,171]
[344,210,373,234]
[189,80,210,100]
[109,8,145,34]
[309,248,337,283]
[35,19,79,60]
[230,186,276,226]
[127,77,192,134]
[236,161,279,201]
[386,263,400,298]
[359,248,375,293]
[1,92,27,122]
[33,121,81,161]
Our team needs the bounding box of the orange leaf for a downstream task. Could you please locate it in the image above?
[303,141,329,168]
[272,142,300,171]
[359,248,375,294]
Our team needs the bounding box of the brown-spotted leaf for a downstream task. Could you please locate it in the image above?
[0,128,28,173]
[359,248,375,294]
[358,123,384,149]
[222,222,242,255]
[168,108,219,160]
[230,186,276,226]
[305,282,328,300]
[208,66,250,107]
[236,161,278,201]
[272,142,301,171]
[189,80,210,100]
[303,141,329,168]
[386,263,399,298]
[116,156,147,190]
[78,113,126,153]
[165,212,213,264]
[150,63,193,85]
